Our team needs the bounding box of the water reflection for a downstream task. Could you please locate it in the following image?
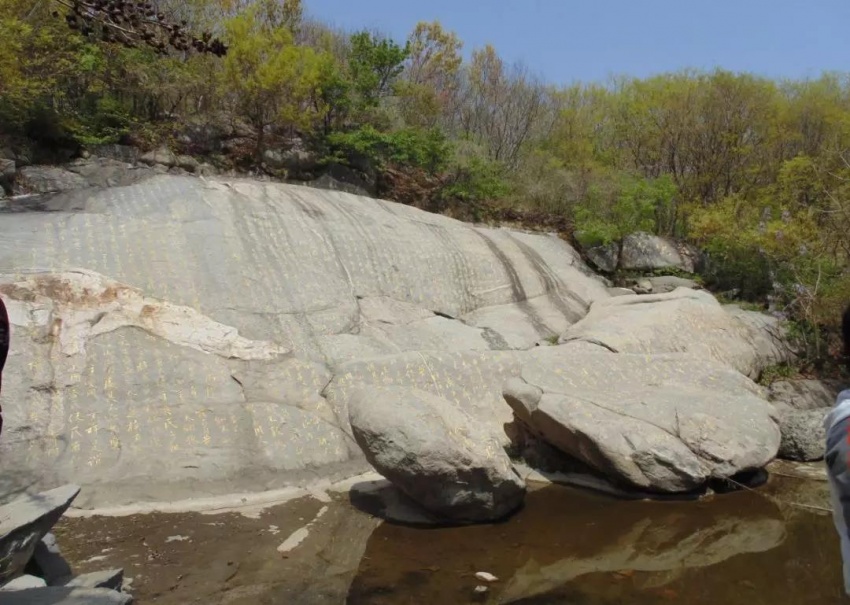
[348,484,846,604]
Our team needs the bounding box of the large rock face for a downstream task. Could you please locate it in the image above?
[324,350,521,447]
[0,175,607,508]
[348,386,525,522]
[619,231,697,272]
[504,344,781,493]
[559,289,789,379]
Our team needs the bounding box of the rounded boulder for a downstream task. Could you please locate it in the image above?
[348,386,525,523]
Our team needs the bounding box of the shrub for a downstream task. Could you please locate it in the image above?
[326,125,449,173]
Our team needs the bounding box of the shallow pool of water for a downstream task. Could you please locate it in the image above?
[348,483,845,605]
[56,472,846,604]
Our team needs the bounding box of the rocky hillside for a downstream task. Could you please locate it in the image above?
[0,171,792,516]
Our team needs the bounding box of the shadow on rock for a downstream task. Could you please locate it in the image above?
[346,484,786,605]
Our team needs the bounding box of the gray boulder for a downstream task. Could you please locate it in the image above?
[0,485,80,585]
[769,379,842,413]
[777,409,828,462]
[607,287,635,297]
[12,166,87,195]
[620,232,694,272]
[175,155,199,173]
[263,140,318,174]
[646,275,700,293]
[632,278,653,294]
[560,288,789,379]
[139,146,176,168]
[504,344,780,493]
[307,169,374,197]
[585,242,619,273]
[65,157,154,189]
[0,587,132,604]
[348,385,526,523]
[87,145,139,164]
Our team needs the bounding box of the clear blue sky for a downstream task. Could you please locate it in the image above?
[304,0,850,85]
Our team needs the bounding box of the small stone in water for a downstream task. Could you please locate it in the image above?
[474,585,488,593]
[475,571,498,583]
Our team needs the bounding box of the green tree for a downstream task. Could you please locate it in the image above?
[221,9,325,155]
[574,174,678,246]
[348,30,409,110]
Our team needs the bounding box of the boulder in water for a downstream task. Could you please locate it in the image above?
[504,344,780,493]
[348,385,525,523]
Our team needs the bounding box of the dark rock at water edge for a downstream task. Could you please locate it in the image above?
[0,484,80,585]
[348,479,443,526]
[26,532,72,585]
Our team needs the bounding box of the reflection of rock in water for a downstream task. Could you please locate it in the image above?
[347,485,786,605]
